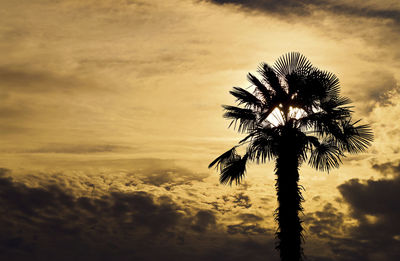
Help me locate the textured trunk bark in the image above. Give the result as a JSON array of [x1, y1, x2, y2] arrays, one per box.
[[274, 149, 304, 261]]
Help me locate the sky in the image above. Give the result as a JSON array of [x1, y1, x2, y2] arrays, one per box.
[[0, 0, 400, 260]]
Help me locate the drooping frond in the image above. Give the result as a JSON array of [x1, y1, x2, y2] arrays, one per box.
[[223, 105, 257, 132], [208, 147, 238, 170], [274, 52, 313, 77], [336, 120, 374, 153], [308, 139, 343, 172], [230, 87, 263, 109], [219, 153, 249, 185]]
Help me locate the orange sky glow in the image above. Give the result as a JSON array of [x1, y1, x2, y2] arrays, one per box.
[[1, 0, 400, 260]]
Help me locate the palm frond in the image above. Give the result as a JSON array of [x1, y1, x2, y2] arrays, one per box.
[[285, 72, 307, 97], [297, 111, 336, 135], [319, 96, 353, 121], [273, 52, 313, 77], [305, 135, 320, 148], [247, 128, 279, 163], [257, 96, 283, 126], [247, 73, 273, 102], [337, 120, 374, 153], [297, 134, 319, 162], [258, 63, 286, 97], [208, 147, 238, 170], [308, 139, 343, 172], [319, 71, 341, 98], [219, 153, 249, 185], [230, 87, 263, 109], [321, 96, 353, 110], [223, 105, 257, 132], [298, 70, 331, 103]]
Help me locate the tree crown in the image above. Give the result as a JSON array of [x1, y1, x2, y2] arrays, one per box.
[[209, 52, 373, 185]]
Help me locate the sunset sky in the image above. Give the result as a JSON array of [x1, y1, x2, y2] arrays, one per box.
[[1, 0, 400, 260]]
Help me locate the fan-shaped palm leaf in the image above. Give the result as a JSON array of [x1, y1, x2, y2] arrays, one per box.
[[258, 63, 287, 98], [308, 139, 343, 172], [274, 52, 313, 77], [230, 87, 263, 109], [223, 105, 257, 132], [247, 73, 273, 102], [337, 120, 374, 153]]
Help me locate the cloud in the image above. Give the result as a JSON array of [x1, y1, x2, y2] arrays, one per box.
[[0, 169, 278, 261], [348, 70, 400, 113], [303, 160, 400, 261], [232, 192, 253, 208], [335, 173, 400, 261], [226, 212, 268, 235], [203, 192, 256, 216], [190, 210, 217, 232], [26, 143, 134, 154], [3, 158, 211, 197], [124, 159, 210, 187], [202, 0, 313, 17], [227, 223, 269, 235], [0, 66, 85, 93], [304, 203, 346, 239], [237, 213, 264, 223], [203, 0, 400, 26], [372, 160, 400, 177], [338, 176, 400, 222]]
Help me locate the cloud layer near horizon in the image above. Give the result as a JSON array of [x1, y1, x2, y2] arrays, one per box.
[[1, 159, 400, 261]]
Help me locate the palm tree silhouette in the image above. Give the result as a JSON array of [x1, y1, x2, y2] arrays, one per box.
[[209, 52, 373, 261]]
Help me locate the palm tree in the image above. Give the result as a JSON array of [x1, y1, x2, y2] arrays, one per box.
[[209, 52, 373, 261]]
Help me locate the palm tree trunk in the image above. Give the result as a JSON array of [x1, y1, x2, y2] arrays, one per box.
[[274, 151, 304, 261]]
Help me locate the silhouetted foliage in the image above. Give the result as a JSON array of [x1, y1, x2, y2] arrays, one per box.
[[209, 52, 373, 261]]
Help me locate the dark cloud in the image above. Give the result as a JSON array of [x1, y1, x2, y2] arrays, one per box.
[[304, 203, 345, 239], [138, 167, 206, 186], [348, 71, 400, 112], [227, 213, 268, 235], [227, 223, 269, 235], [203, 0, 400, 26], [338, 177, 400, 222], [304, 161, 400, 261], [0, 169, 277, 261], [202, 0, 313, 17], [0, 66, 82, 93], [204, 193, 254, 215], [0, 102, 35, 120], [232, 192, 253, 208], [128, 162, 209, 187], [191, 210, 217, 232], [334, 173, 400, 261], [372, 160, 400, 177], [237, 213, 264, 223]]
